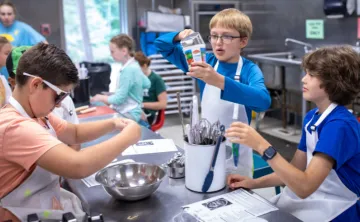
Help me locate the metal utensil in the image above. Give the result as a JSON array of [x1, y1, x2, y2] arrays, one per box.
[[95, 163, 165, 201], [176, 92, 186, 141], [191, 95, 199, 128]]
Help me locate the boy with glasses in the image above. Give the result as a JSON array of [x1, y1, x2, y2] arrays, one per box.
[[0, 43, 141, 221], [154, 8, 271, 177]]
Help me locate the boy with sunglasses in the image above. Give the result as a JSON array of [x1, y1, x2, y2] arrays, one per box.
[[155, 9, 270, 177], [6, 46, 79, 125], [0, 43, 142, 221]]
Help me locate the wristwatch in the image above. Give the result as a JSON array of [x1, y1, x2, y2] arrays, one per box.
[[262, 146, 277, 161]]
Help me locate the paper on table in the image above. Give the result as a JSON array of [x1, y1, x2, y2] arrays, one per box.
[[81, 159, 135, 188], [122, 139, 178, 156], [182, 189, 277, 222]]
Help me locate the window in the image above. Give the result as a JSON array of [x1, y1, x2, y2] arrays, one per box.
[[63, 0, 128, 91]]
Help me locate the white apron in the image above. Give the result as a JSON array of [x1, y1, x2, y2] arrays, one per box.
[[271, 103, 358, 222], [0, 97, 86, 221], [113, 58, 139, 114], [201, 57, 253, 178]]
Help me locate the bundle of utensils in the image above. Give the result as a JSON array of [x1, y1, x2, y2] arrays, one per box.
[[166, 152, 185, 167], [162, 152, 185, 179], [176, 92, 224, 145]]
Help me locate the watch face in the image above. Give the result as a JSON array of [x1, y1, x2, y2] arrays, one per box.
[[265, 147, 276, 158]]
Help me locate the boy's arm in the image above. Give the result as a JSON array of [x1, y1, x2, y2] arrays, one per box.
[[252, 150, 307, 189], [264, 149, 333, 199], [58, 118, 126, 145], [154, 32, 189, 73], [227, 119, 337, 199], [37, 120, 141, 179], [221, 64, 271, 112]]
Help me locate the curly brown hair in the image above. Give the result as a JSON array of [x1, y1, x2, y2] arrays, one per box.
[[110, 34, 135, 57], [302, 45, 360, 106]]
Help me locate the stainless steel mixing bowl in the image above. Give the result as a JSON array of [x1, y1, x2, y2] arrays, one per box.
[[95, 162, 165, 201]]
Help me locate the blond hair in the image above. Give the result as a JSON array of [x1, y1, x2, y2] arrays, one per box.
[[0, 36, 9, 50], [209, 8, 252, 39], [110, 34, 135, 57]]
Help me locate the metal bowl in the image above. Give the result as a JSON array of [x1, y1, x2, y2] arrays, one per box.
[[95, 163, 165, 201], [164, 162, 185, 179]]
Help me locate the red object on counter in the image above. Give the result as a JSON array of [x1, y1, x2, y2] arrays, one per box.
[[78, 106, 116, 119]]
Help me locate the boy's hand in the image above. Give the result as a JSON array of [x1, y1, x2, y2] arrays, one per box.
[[122, 120, 142, 144], [175, 29, 194, 41], [225, 122, 271, 155], [187, 61, 225, 89], [227, 174, 258, 189], [113, 118, 135, 131]]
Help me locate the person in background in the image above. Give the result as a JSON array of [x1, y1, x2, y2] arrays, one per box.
[[91, 34, 151, 124], [0, 35, 11, 106], [134, 51, 167, 124], [226, 46, 360, 221], [0, 0, 47, 79], [0, 43, 141, 221]]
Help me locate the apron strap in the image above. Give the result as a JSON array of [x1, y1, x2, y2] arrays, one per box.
[[310, 103, 338, 131]]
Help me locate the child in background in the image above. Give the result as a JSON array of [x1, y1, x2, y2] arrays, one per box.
[[226, 46, 360, 221], [134, 51, 167, 124], [154, 9, 271, 177], [0, 35, 11, 106], [91, 34, 151, 124]]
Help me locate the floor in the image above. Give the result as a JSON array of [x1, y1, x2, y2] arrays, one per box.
[[157, 114, 295, 200]]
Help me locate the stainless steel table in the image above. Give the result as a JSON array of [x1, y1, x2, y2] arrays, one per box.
[[66, 114, 301, 222]]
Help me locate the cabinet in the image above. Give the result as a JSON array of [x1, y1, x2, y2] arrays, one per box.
[[149, 54, 196, 115]]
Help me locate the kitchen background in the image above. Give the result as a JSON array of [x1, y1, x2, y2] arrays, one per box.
[[10, 0, 360, 153]]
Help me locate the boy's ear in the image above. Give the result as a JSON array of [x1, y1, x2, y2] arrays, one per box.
[[240, 37, 249, 49], [7, 77, 15, 90], [28, 77, 43, 93]]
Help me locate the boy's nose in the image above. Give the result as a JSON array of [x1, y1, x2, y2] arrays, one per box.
[[215, 38, 223, 45]]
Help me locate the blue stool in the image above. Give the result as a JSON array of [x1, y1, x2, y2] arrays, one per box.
[[253, 153, 281, 195]]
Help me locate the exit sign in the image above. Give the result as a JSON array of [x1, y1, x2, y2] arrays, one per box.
[[306, 19, 324, 39]]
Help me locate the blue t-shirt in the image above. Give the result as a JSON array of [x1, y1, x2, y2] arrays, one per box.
[[298, 106, 360, 221], [0, 20, 45, 79], [154, 32, 271, 122]]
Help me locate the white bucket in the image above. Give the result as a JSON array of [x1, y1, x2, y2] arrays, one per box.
[[184, 139, 228, 193]]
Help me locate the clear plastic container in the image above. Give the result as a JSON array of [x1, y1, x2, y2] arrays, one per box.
[[180, 32, 206, 66]]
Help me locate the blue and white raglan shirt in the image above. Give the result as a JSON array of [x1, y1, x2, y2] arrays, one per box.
[[298, 106, 360, 221], [154, 32, 271, 123]]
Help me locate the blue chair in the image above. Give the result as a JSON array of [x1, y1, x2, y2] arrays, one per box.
[[253, 153, 281, 195]]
